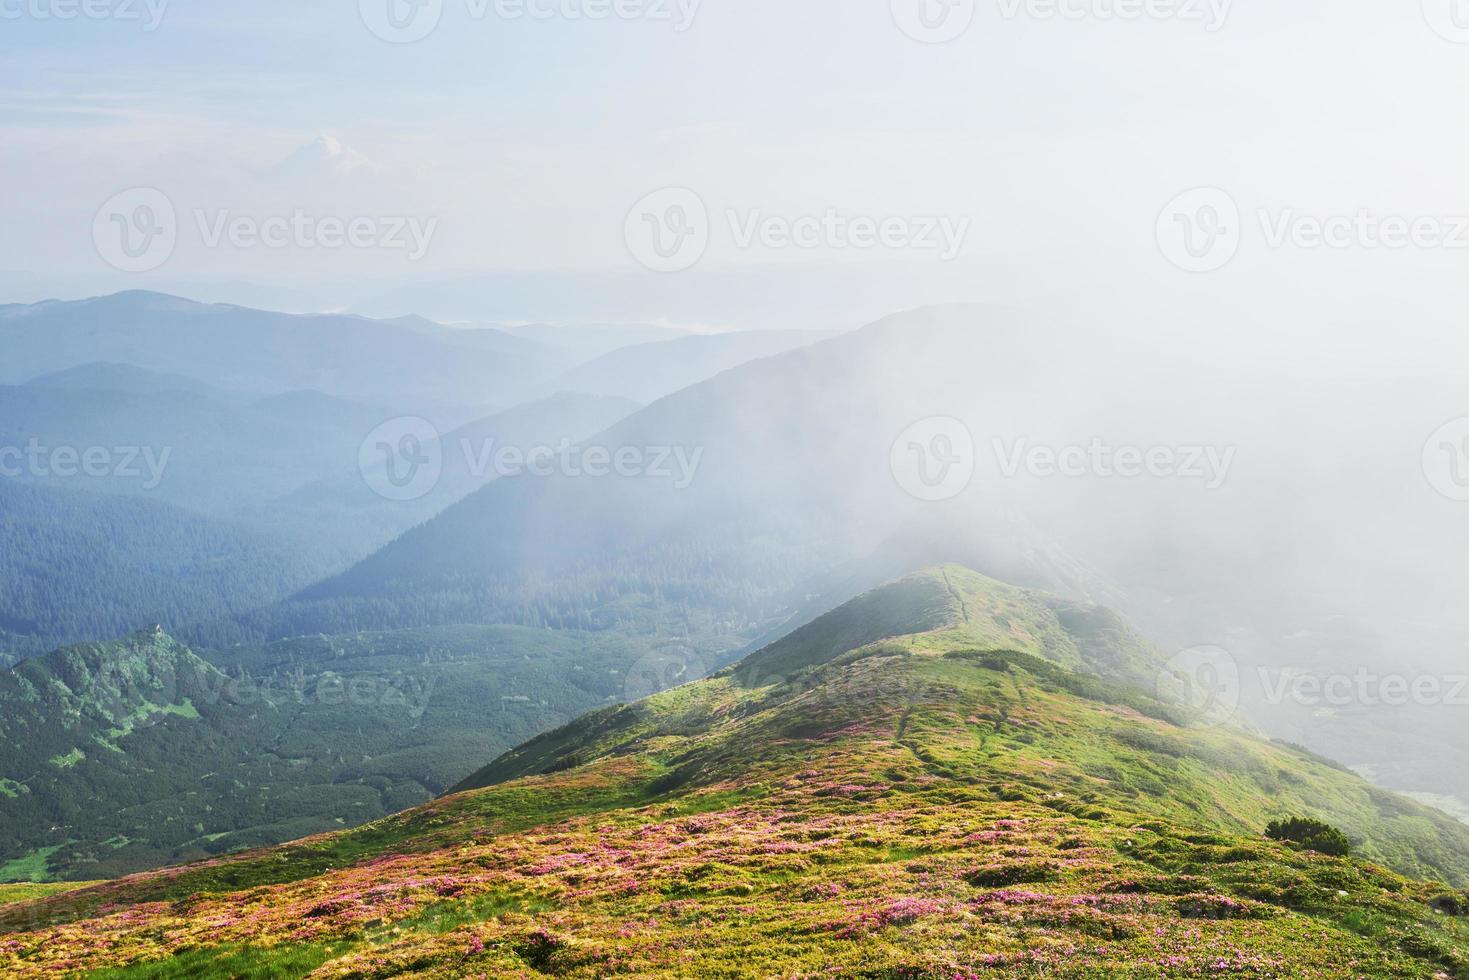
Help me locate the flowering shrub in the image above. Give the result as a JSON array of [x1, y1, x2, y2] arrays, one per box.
[[961, 861, 1060, 888], [1175, 894, 1266, 921]]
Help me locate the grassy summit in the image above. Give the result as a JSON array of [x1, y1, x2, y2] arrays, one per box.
[[2, 567, 1468, 977]]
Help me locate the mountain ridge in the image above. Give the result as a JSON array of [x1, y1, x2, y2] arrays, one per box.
[[4, 563, 1468, 977], [0, 291, 574, 412]]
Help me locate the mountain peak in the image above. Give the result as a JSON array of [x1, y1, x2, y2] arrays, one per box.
[[8, 627, 195, 683], [735, 565, 1162, 690], [269, 135, 385, 182]]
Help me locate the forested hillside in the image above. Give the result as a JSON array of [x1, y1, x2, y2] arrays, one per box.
[[0, 484, 327, 664], [0, 624, 737, 881]]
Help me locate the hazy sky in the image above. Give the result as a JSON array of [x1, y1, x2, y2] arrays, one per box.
[[5, 1, 1469, 326]]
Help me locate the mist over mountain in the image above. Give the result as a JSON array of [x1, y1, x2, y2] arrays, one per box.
[[256, 304, 1469, 813], [233, 391, 642, 580], [499, 322, 695, 362], [268, 305, 1295, 630], [530, 329, 838, 403]]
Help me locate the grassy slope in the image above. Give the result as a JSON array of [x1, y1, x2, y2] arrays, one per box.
[[2, 567, 1468, 977]]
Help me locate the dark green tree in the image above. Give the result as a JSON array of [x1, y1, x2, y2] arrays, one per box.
[[1266, 817, 1353, 857]]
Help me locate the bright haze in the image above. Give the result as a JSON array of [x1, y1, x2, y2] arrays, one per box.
[[3, 1, 1466, 331]]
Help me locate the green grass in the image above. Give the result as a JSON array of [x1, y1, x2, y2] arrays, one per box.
[[4, 566, 1469, 977], [47, 749, 84, 769], [83, 943, 337, 980], [0, 880, 95, 906], [0, 845, 65, 884]]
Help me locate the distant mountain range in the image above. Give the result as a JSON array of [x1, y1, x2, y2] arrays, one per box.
[[0, 290, 569, 417], [0, 291, 832, 658], [0, 377, 393, 512], [23, 362, 253, 402]]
